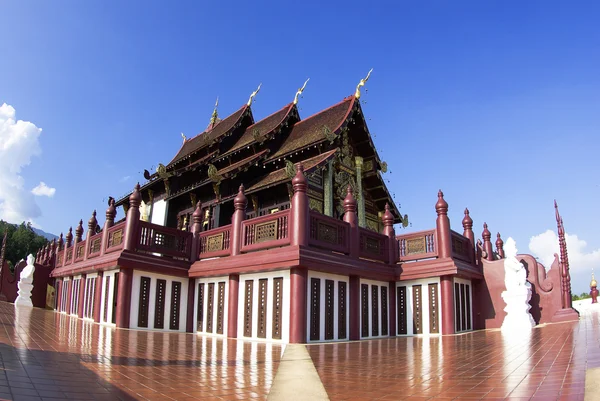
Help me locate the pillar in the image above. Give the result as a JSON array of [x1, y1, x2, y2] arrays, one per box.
[[495, 233, 505, 259], [343, 186, 359, 258], [482, 223, 494, 261], [324, 159, 334, 217], [382, 203, 397, 264], [190, 201, 203, 262], [55, 280, 62, 311], [227, 274, 240, 338], [101, 199, 116, 256], [83, 211, 97, 261], [355, 156, 366, 228], [77, 274, 86, 318], [66, 280, 73, 315], [289, 267, 307, 343], [435, 190, 452, 259], [115, 268, 133, 328], [462, 208, 475, 263], [93, 272, 103, 322], [231, 186, 247, 256], [349, 275, 361, 340], [186, 278, 195, 333], [440, 275, 455, 335], [124, 183, 142, 252], [389, 281, 397, 337], [290, 164, 309, 247]]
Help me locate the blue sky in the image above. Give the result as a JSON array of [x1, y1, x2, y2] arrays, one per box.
[[1, 1, 598, 293]]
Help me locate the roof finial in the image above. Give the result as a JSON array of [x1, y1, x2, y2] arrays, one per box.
[[293, 78, 310, 105], [181, 132, 187, 143], [247, 83, 262, 106], [355, 68, 373, 99], [209, 97, 219, 128]]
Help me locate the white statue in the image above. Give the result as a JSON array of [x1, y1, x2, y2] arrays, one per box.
[[501, 238, 535, 332], [15, 254, 35, 307]]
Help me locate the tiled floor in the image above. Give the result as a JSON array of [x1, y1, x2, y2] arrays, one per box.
[[0, 303, 283, 400], [307, 305, 599, 401]]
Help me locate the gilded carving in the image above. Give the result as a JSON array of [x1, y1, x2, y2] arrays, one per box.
[[340, 130, 355, 168], [76, 245, 84, 259], [212, 182, 220, 199], [322, 125, 337, 144], [380, 161, 388, 173], [363, 160, 374, 172], [90, 238, 102, 254], [307, 188, 323, 199], [309, 198, 324, 213], [285, 160, 295, 178], [252, 128, 261, 141], [255, 220, 278, 243], [163, 179, 171, 196], [208, 164, 221, 183], [190, 193, 197, 208], [251, 195, 259, 213], [207, 233, 224, 252], [366, 219, 379, 232], [286, 183, 293, 200], [406, 237, 426, 255], [108, 229, 123, 248]]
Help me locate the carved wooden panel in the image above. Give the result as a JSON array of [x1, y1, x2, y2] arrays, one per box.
[[317, 221, 338, 244], [460, 283, 466, 331], [406, 237, 426, 255], [257, 279, 268, 338], [207, 233, 224, 252], [371, 285, 379, 337], [452, 237, 464, 255], [90, 238, 101, 254], [197, 283, 204, 331], [454, 283, 461, 332], [428, 283, 439, 334], [154, 279, 166, 329], [217, 282, 225, 334], [256, 220, 278, 243], [413, 284, 422, 334], [76, 245, 84, 259], [272, 278, 283, 340], [365, 237, 381, 254], [325, 280, 334, 340], [170, 281, 181, 330], [243, 280, 253, 337], [338, 281, 347, 339], [108, 229, 123, 247], [310, 278, 321, 341], [381, 286, 388, 336], [361, 284, 369, 337], [206, 283, 215, 333], [465, 284, 472, 330], [397, 286, 407, 335], [138, 276, 151, 328], [111, 273, 119, 324], [103, 277, 110, 323]]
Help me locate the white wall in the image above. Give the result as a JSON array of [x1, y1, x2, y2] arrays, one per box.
[[396, 277, 442, 336], [194, 276, 229, 336], [99, 269, 120, 326], [151, 199, 167, 226], [306, 271, 349, 343], [237, 270, 291, 343], [82, 273, 98, 321], [130, 270, 188, 332], [59, 278, 70, 313], [70, 275, 83, 316], [360, 278, 391, 339]]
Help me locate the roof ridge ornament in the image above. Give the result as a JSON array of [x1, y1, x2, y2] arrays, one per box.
[[293, 78, 310, 105], [355, 68, 373, 99], [209, 97, 219, 128], [181, 132, 187, 143], [247, 83, 262, 106]]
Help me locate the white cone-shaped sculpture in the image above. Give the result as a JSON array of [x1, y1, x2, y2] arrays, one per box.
[[15, 254, 35, 307], [501, 238, 535, 332]]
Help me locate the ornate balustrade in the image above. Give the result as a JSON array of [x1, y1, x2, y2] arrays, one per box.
[[241, 210, 290, 253], [87, 233, 103, 259], [308, 211, 350, 255], [105, 221, 126, 253], [450, 230, 473, 263], [359, 227, 388, 263], [138, 220, 192, 260], [397, 229, 437, 262], [198, 224, 232, 258], [74, 240, 86, 262]]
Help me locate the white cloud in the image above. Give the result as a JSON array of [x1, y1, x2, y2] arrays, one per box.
[[0, 103, 45, 224], [529, 229, 600, 293], [31, 182, 56, 197]]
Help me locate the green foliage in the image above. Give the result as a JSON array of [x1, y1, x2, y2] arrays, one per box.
[[0, 220, 49, 268], [572, 292, 591, 301]]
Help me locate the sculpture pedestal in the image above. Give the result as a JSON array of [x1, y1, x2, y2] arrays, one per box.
[[501, 285, 535, 333], [15, 278, 34, 308]]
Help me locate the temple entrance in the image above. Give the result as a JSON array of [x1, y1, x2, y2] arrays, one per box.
[[396, 278, 441, 336], [454, 278, 472, 332]]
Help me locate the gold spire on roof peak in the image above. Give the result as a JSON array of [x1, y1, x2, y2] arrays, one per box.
[[247, 83, 262, 106], [293, 78, 310, 105], [209, 97, 219, 127], [355, 68, 373, 99], [181, 132, 187, 143]]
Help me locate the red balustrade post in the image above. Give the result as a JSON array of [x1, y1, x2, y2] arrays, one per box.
[[343, 186, 359, 259], [440, 275, 455, 334], [482, 223, 494, 261], [93, 272, 103, 322], [124, 183, 142, 252], [290, 164, 309, 247], [56, 233, 64, 265], [63, 227, 73, 266], [289, 267, 307, 343], [115, 268, 133, 328], [190, 201, 203, 262], [186, 277, 195, 333], [382, 203, 396, 264], [462, 208, 475, 263], [100, 199, 116, 256], [227, 274, 240, 338], [349, 275, 361, 340], [435, 190, 452, 259], [496, 233, 505, 259], [49, 239, 57, 268], [231, 186, 247, 256], [83, 211, 97, 261], [73, 220, 83, 260], [77, 274, 86, 318]]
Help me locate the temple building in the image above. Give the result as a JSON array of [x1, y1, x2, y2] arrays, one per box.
[[46, 73, 578, 343]]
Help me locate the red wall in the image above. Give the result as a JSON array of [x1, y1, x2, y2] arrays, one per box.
[[0, 261, 54, 308]]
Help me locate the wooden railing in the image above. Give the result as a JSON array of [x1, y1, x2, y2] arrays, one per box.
[[451, 230, 473, 263], [241, 210, 290, 253], [105, 221, 126, 253], [397, 229, 437, 262], [359, 227, 388, 263], [87, 233, 103, 259], [74, 240, 86, 262], [308, 211, 350, 255], [138, 221, 193, 260], [198, 224, 232, 258]]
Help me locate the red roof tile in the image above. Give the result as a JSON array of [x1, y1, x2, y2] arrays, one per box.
[[217, 149, 269, 177]]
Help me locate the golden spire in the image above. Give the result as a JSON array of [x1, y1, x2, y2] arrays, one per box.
[[354, 68, 373, 99], [181, 132, 187, 143], [592, 269, 597, 288], [247, 83, 262, 106], [293, 78, 310, 105], [209, 97, 219, 127]]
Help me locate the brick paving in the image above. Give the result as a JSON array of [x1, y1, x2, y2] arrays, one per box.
[[0, 303, 282, 400], [307, 305, 600, 401]]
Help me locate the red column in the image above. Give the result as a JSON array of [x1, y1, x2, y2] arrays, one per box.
[[231, 186, 247, 256], [382, 203, 397, 264], [462, 208, 475, 263], [440, 275, 455, 335], [77, 274, 86, 318], [190, 202, 203, 262], [349, 275, 360, 340], [186, 278, 195, 333], [227, 274, 239, 338], [388, 281, 396, 337], [435, 190, 452, 259], [290, 164, 309, 247], [93, 273, 103, 322], [124, 184, 141, 252], [289, 267, 307, 343], [115, 268, 133, 328], [343, 187, 359, 258], [482, 223, 494, 261]]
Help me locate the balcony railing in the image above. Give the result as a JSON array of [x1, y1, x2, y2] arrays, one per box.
[[105, 221, 126, 253], [308, 211, 350, 254], [359, 227, 388, 263], [198, 224, 232, 258], [138, 221, 192, 260], [87, 233, 103, 259], [397, 229, 437, 262], [451, 230, 473, 263], [241, 210, 290, 253]]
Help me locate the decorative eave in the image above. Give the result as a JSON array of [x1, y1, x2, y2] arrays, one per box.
[[353, 101, 384, 169]]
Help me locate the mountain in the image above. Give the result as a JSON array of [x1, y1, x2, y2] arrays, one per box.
[[31, 227, 58, 241]]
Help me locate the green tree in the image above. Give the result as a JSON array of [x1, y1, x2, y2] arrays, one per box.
[[0, 220, 49, 269]]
